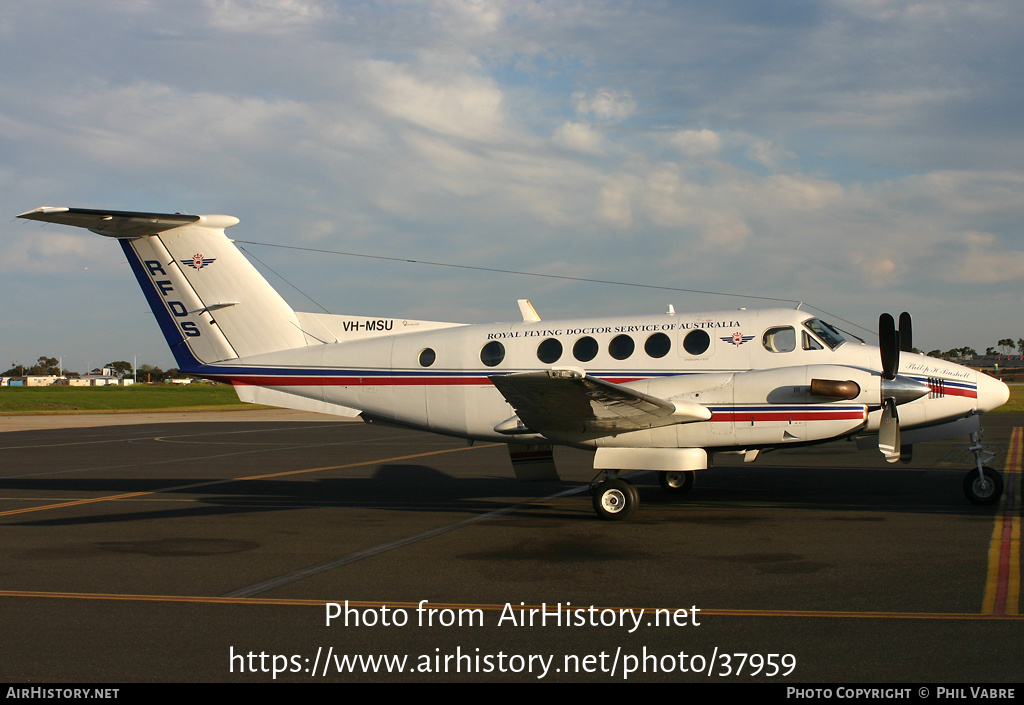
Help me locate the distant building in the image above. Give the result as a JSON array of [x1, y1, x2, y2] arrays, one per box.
[[3, 375, 62, 387], [77, 374, 133, 386]]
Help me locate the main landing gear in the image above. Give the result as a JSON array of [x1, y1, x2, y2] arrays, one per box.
[[658, 470, 695, 494], [964, 430, 1003, 506], [591, 474, 639, 521], [590, 470, 697, 520]]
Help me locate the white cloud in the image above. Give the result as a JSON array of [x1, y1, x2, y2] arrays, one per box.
[[428, 0, 508, 35], [573, 88, 636, 122], [6, 81, 316, 176], [363, 61, 507, 142], [0, 230, 94, 274], [669, 129, 721, 159], [901, 170, 1024, 216], [852, 254, 900, 288], [948, 232, 1024, 284], [746, 139, 796, 169], [757, 174, 845, 211], [203, 0, 332, 32], [599, 177, 637, 228], [553, 121, 604, 154]]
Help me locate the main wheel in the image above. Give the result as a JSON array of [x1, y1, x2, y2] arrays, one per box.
[[658, 470, 695, 494], [964, 466, 1003, 506], [592, 479, 638, 521]]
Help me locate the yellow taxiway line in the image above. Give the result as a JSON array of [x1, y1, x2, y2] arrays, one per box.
[[0, 591, 1021, 620], [982, 426, 1021, 615]]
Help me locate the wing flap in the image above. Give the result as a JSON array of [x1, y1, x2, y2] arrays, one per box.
[[489, 369, 710, 437]]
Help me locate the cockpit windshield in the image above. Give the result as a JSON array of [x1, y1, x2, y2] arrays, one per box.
[[803, 318, 845, 350]]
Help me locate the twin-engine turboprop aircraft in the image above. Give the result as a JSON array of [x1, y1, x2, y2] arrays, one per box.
[[18, 207, 1011, 520]]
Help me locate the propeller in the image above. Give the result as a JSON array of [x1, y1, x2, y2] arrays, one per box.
[[898, 311, 913, 353], [879, 397, 901, 463], [879, 313, 899, 380], [877, 312, 928, 463]]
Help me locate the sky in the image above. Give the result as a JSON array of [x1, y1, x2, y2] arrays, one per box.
[[2, 0, 1022, 372]]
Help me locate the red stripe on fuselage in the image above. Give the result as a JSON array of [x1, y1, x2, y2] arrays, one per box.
[[228, 375, 489, 386], [710, 410, 867, 422], [224, 374, 650, 387], [942, 386, 977, 399]]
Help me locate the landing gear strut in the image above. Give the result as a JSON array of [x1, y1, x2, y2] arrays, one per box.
[[591, 472, 638, 521], [964, 430, 1003, 506]]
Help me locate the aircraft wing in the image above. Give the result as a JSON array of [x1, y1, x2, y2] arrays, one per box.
[[18, 207, 201, 238], [489, 369, 711, 437]]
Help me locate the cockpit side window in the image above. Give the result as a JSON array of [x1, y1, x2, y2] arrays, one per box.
[[803, 318, 845, 350], [763, 326, 796, 353], [802, 331, 824, 350]]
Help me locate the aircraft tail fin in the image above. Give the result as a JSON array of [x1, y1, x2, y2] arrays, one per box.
[[19, 207, 309, 369]]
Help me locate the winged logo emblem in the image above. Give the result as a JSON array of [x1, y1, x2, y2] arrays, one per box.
[[182, 253, 216, 270]]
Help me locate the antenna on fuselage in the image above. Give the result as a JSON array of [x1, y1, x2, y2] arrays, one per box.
[[518, 299, 541, 322]]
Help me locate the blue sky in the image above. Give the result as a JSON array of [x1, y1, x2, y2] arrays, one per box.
[[2, 1, 1022, 371]]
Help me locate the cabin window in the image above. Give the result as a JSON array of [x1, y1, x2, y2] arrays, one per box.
[[682, 329, 711, 356], [418, 348, 436, 367], [537, 338, 562, 364], [480, 341, 505, 367], [645, 332, 671, 358], [763, 326, 796, 353], [608, 334, 635, 360], [573, 336, 599, 362]]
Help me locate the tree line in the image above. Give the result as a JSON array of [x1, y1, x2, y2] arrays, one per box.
[[2, 356, 186, 383], [933, 338, 1024, 361]]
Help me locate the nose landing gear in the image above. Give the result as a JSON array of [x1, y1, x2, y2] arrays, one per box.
[[964, 430, 1003, 506]]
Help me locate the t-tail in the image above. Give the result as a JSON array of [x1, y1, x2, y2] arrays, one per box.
[[18, 207, 310, 372]]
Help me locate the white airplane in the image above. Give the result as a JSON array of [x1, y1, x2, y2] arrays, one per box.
[[18, 206, 1011, 520]]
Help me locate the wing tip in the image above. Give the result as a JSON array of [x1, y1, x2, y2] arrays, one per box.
[[17, 206, 70, 219]]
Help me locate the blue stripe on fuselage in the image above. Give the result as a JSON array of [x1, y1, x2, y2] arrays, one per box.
[[119, 238, 202, 372]]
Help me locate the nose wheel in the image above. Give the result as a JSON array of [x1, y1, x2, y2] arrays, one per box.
[[964, 431, 1003, 506], [964, 466, 1003, 506], [591, 476, 639, 521]]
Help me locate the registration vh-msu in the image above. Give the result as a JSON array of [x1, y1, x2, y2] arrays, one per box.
[[18, 207, 1011, 520]]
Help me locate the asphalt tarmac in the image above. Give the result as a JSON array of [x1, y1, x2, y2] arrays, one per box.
[[0, 410, 1020, 683]]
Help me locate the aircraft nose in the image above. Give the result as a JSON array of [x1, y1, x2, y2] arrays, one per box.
[[976, 372, 1010, 413]]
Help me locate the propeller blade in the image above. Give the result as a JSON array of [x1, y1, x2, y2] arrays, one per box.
[[899, 312, 913, 353], [879, 397, 901, 463], [879, 313, 899, 380]]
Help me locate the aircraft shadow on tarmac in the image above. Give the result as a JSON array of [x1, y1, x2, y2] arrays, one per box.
[[0, 462, 1001, 528]]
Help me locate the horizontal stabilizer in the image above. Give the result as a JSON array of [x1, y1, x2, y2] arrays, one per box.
[[18, 207, 208, 238]]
